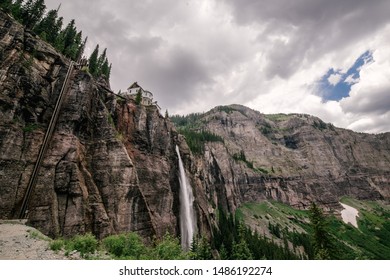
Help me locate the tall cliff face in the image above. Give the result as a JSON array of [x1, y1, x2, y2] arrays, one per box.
[[0, 11, 212, 239], [183, 105, 390, 212], [1, 10, 388, 242]]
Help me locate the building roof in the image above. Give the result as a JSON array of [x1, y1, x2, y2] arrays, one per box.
[[127, 82, 153, 98], [144, 90, 153, 96], [127, 82, 141, 90]]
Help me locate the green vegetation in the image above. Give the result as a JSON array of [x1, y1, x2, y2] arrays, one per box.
[[311, 119, 336, 131], [170, 113, 204, 128], [232, 150, 256, 170], [54, 19, 83, 61], [213, 209, 300, 259], [312, 119, 328, 130], [232, 150, 270, 174], [47, 220, 299, 260], [49, 239, 65, 252], [259, 123, 273, 135], [236, 199, 390, 260], [0, 0, 13, 13], [231, 225, 254, 260], [177, 128, 223, 155], [135, 89, 142, 105], [102, 232, 148, 259], [27, 229, 50, 241], [49, 233, 98, 258], [107, 113, 114, 125], [330, 198, 390, 259], [22, 123, 40, 132], [69, 233, 99, 257], [49, 232, 190, 260], [283, 135, 299, 149], [216, 105, 248, 117], [102, 232, 190, 260], [151, 233, 189, 260], [308, 203, 336, 259], [43, 199, 389, 260], [88, 44, 111, 80], [217, 105, 235, 114], [264, 113, 290, 122], [116, 132, 124, 141], [190, 235, 213, 260], [1, 1, 111, 81], [171, 112, 225, 155]]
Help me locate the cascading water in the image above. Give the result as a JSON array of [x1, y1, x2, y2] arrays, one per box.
[[175, 145, 196, 250]]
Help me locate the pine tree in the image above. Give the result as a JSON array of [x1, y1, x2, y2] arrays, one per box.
[[52, 15, 63, 48], [190, 235, 213, 260], [96, 48, 107, 76], [0, 0, 13, 13], [20, 0, 33, 25], [218, 244, 228, 260], [19, 0, 32, 20], [60, 19, 78, 58], [87, 45, 112, 80], [33, 9, 61, 44], [10, 0, 24, 20], [76, 36, 88, 63], [21, 0, 46, 29], [101, 58, 110, 79], [54, 31, 65, 53], [231, 224, 253, 260], [70, 30, 82, 60], [108, 63, 112, 79], [88, 44, 99, 76], [308, 202, 335, 260], [54, 17, 79, 58], [135, 89, 142, 105]]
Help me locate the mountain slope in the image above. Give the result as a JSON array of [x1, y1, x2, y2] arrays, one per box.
[[236, 198, 390, 259], [1, 9, 389, 260], [172, 104, 390, 212]]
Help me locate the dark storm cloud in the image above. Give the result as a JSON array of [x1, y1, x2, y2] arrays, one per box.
[[44, 0, 390, 132], [137, 47, 213, 110], [125, 36, 163, 54]]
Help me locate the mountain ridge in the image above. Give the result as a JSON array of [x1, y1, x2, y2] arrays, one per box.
[[0, 9, 389, 259], [172, 103, 389, 213]]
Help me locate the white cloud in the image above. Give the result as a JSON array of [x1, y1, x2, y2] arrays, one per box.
[[44, 0, 390, 133], [344, 74, 359, 85], [340, 27, 390, 132], [328, 73, 343, 86]]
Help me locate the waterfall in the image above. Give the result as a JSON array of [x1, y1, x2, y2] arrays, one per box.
[[175, 145, 196, 250]]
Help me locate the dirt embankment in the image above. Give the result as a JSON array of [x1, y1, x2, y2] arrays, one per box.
[[0, 220, 78, 260]]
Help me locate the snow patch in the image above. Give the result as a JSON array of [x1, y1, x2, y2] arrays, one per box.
[[340, 203, 359, 228]]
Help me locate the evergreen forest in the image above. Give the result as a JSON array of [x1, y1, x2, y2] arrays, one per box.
[[0, 0, 112, 80]]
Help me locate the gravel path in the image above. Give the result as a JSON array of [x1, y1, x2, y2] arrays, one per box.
[[0, 220, 79, 260]]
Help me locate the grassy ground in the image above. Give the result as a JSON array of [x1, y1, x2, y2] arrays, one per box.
[[237, 198, 390, 259]]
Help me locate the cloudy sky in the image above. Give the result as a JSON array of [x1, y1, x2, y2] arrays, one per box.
[[45, 0, 390, 133]]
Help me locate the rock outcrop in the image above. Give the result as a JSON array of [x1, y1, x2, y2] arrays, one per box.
[[0, 11, 212, 239], [188, 105, 390, 212], [0, 10, 388, 242]]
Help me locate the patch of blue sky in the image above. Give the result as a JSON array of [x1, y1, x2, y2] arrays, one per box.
[[317, 50, 373, 102]]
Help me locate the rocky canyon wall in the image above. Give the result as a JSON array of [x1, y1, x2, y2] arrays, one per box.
[[0, 11, 212, 239], [1, 10, 388, 242], [190, 105, 389, 212]]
